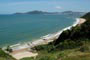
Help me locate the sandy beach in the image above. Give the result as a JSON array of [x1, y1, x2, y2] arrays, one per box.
[[4, 18, 86, 60], [11, 50, 38, 60], [78, 18, 86, 25]]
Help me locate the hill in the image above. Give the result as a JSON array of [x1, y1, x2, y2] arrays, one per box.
[[14, 10, 55, 14], [14, 10, 84, 15]]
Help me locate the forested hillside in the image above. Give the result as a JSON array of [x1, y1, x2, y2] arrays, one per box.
[[54, 12, 90, 46]]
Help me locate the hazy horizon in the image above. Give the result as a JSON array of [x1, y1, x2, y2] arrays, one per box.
[[0, 0, 90, 14]]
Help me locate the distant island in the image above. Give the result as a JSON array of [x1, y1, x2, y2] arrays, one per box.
[[14, 10, 56, 14], [14, 10, 85, 15]]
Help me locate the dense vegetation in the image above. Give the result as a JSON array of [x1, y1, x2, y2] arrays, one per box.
[[54, 12, 90, 45], [0, 48, 16, 60]]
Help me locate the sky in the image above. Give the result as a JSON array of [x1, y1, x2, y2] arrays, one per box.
[[0, 0, 90, 14]]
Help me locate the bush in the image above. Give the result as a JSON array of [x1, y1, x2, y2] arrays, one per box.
[[79, 45, 90, 52], [6, 46, 13, 53], [37, 56, 55, 60], [20, 57, 34, 60]]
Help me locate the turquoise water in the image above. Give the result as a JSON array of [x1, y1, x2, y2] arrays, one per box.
[[0, 14, 77, 47]]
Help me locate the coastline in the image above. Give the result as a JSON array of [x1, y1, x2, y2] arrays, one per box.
[[3, 18, 80, 50], [3, 18, 86, 60]]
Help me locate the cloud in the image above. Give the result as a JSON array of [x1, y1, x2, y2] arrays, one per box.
[[55, 6, 62, 9]]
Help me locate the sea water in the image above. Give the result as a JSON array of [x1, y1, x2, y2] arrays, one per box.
[[0, 14, 80, 47]]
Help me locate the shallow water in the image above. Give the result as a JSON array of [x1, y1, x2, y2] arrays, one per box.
[[0, 14, 79, 47]]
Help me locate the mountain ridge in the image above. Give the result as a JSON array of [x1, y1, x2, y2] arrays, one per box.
[[14, 10, 85, 15]]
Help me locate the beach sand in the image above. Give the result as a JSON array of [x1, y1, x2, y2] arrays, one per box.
[[6, 18, 86, 60], [78, 18, 86, 25], [11, 51, 38, 60]]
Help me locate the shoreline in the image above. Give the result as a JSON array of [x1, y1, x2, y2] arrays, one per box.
[[3, 18, 80, 50], [3, 18, 86, 60]]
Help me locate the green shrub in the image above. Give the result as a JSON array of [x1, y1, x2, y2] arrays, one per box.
[[20, 57, 34, 60], [79, 45, 90, 52], [0, 48, 15, 60]]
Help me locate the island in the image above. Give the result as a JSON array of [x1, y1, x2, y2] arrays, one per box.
[[14, 10, 85, 15]]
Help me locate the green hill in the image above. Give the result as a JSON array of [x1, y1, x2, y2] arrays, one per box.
[[54, 12, 90, 46]]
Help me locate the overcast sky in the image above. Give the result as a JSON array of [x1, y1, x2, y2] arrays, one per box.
[[0, 0, 90, 14]]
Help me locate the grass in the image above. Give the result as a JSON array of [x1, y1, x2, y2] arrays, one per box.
[[60, 49, 90, 60], [21, 57, 34, 60], [62, 54, 90, 60], [20, 48, 90, 60], [20, 41, 90, 60]]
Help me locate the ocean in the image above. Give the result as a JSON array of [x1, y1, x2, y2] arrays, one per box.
[[0, 14, 80, 47]]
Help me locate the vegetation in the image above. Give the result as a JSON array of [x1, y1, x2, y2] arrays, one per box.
[[0, 48, 16, 60]]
